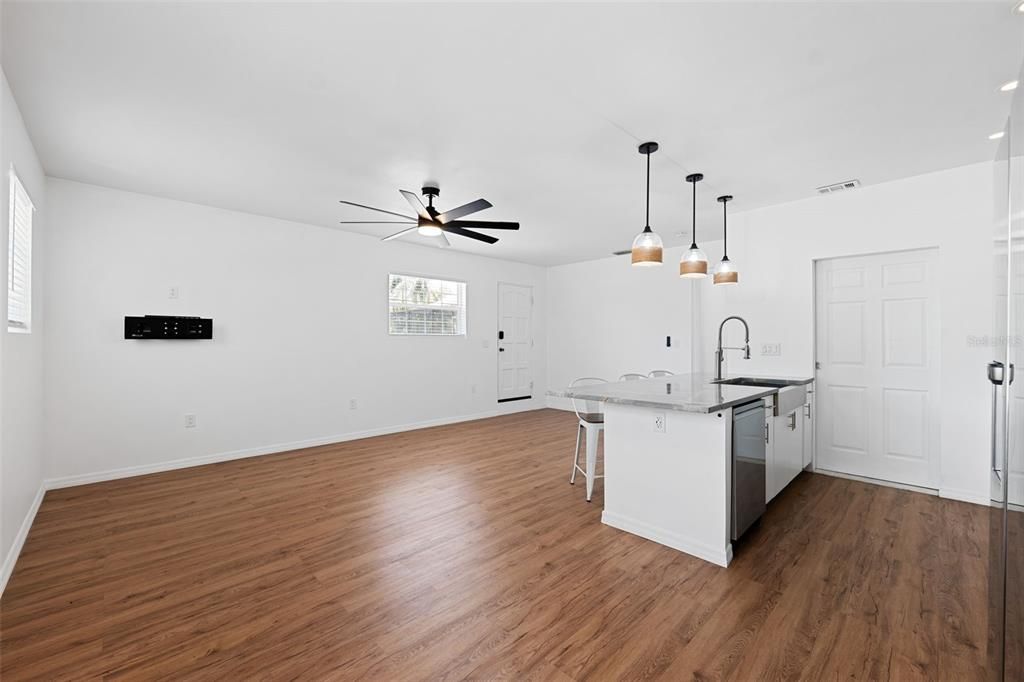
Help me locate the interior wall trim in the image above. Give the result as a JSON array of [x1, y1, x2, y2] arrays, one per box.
[[43, 402, 542, 490], [938, 486, 995, 508], [1, 482, 46, 597]]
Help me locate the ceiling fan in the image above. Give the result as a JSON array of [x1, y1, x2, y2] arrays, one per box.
[[339, 184, 519, 246]]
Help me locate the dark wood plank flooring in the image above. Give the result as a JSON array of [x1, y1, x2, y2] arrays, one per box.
[[0, 409, 989, 680]]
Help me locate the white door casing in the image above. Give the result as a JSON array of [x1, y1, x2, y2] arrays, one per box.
[[497, 282, 532, 402], [815, 249, 940, 488]]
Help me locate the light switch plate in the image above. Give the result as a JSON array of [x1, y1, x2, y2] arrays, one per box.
[[761, 343, 782, 357]]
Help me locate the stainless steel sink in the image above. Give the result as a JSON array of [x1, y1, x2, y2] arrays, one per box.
[[712, 377, 793, 388]]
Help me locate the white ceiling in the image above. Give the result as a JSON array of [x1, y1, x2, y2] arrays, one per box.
[[3, 1, 1021, 266]]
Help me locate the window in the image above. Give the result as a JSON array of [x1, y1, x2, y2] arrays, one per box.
[[8, 169, 33, 333], [388, 273, 467, 336]]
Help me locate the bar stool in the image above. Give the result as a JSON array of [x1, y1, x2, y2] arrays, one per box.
[[568, 377, 607, 502], [619, 373, 646, 381], [648, 369, 674, 378]]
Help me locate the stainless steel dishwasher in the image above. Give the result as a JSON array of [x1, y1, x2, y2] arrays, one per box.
[[732, 400, 767, 540]]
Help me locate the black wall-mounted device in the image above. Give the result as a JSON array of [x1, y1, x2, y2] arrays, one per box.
[[125, 315, 213, 340]]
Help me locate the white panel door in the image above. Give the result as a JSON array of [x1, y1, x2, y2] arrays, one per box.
[[497, 283, 533, 402], [815, 249, 940, 488]]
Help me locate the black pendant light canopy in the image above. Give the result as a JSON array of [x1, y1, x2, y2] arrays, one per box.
[[631, 142, 663, 267], [713, 195, 738, 285], [680, 173, 708, 278]]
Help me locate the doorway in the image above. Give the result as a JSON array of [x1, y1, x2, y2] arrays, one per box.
[[814, 248, 940, 489], [497, 282, 533, 402]]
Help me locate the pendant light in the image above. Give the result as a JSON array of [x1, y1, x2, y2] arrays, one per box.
[[713, 195, 738, 285], [680, 173, 708, 278], [631, 142, 663, 267]]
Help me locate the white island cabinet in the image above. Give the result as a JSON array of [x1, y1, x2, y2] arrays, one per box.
[[550, 373, 814, 567], [767, 385, 808, 501]]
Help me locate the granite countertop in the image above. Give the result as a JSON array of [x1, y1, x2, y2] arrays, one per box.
[[547, 373, 814, 414]]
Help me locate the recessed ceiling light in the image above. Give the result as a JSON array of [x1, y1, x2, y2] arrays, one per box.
[[991, 131, 1006, 140], [1015, 0, 1024, 14], [1002, 80, 1020, 92]]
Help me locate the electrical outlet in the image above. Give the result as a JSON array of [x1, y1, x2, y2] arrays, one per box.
[[653, 413, 666, 433], [482, 339, 490, 349], [169, 286, 180, 299], [761, 343, 782, 357], [184, 414, 197, 428], [349, 399, 358, 410]]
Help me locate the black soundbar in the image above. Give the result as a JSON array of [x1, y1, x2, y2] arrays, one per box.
[[124, 315, 213, 340]]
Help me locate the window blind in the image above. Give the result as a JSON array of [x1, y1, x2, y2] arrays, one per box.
[[8, 170, 33, 332], [388, 273, 467, 336]]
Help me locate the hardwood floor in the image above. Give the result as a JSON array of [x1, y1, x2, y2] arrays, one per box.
[[0, 409, 989, 680]]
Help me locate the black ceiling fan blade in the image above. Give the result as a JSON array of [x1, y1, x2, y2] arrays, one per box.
[[399, 190, 432, 221], [339, 220, 416, 224], [445, 220, 519, 230], [338, 200, 415, 221], [441, 225, 499, 244], [381, 227, 418, 242], [436, 198, 492, 224]]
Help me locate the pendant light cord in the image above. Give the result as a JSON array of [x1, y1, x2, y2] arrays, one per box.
[[690, 179, 697, 249], [644, 151, 651, 231], [722, 200, 728, 259]]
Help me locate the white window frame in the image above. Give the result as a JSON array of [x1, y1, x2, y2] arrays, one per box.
[[8, 167, 34, 334], [387, 272, 468, 337]]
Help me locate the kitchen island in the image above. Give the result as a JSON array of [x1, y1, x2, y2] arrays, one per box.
[[549, 373, 813, 567]]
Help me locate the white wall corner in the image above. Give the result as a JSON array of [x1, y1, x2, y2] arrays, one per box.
[[0, 482, 45, 597]]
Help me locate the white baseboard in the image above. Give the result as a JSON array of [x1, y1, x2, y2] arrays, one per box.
[[601, 510, 732, 567], [45, 402, 543, 490], [939, 486, 994, 507], [812, 467, 939, 496], [1, 482, 45, 596], [813, 468, 991, 509]]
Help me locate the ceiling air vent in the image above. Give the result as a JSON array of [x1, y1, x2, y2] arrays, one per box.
[[816, 179, 861, 195]]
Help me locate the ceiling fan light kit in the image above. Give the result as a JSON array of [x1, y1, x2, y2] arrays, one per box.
[[339, 183, 519, 247], [631, 141, 664, 267]]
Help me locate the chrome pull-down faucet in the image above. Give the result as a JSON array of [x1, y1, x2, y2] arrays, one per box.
[[715, 316, 751, 381]]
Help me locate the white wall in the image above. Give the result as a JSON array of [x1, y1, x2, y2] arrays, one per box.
[[1, 71, 47, 591], [545, 252, 698, 408], [548, 161, 994, 505], [43, 179, 547, 483], [699, 162, 993, 504]]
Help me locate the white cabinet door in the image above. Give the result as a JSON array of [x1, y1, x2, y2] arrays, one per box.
[[815, 250, 940, 488], [802, 392, 814, 468], [773, 408, 804, 497]]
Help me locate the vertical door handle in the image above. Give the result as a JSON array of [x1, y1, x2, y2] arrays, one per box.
[[765, 423, 770, 444], [990, 361, 1005, 481], [788, 412, 797, 430]]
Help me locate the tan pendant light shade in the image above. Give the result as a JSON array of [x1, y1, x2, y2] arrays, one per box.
[[680, 173, 708, 278], [713, 194, 738, 285], [632, 230, 664, 266], [713, 261, 738, 284], [681, 247, 709, 277], [631, 142, 663, 267]]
